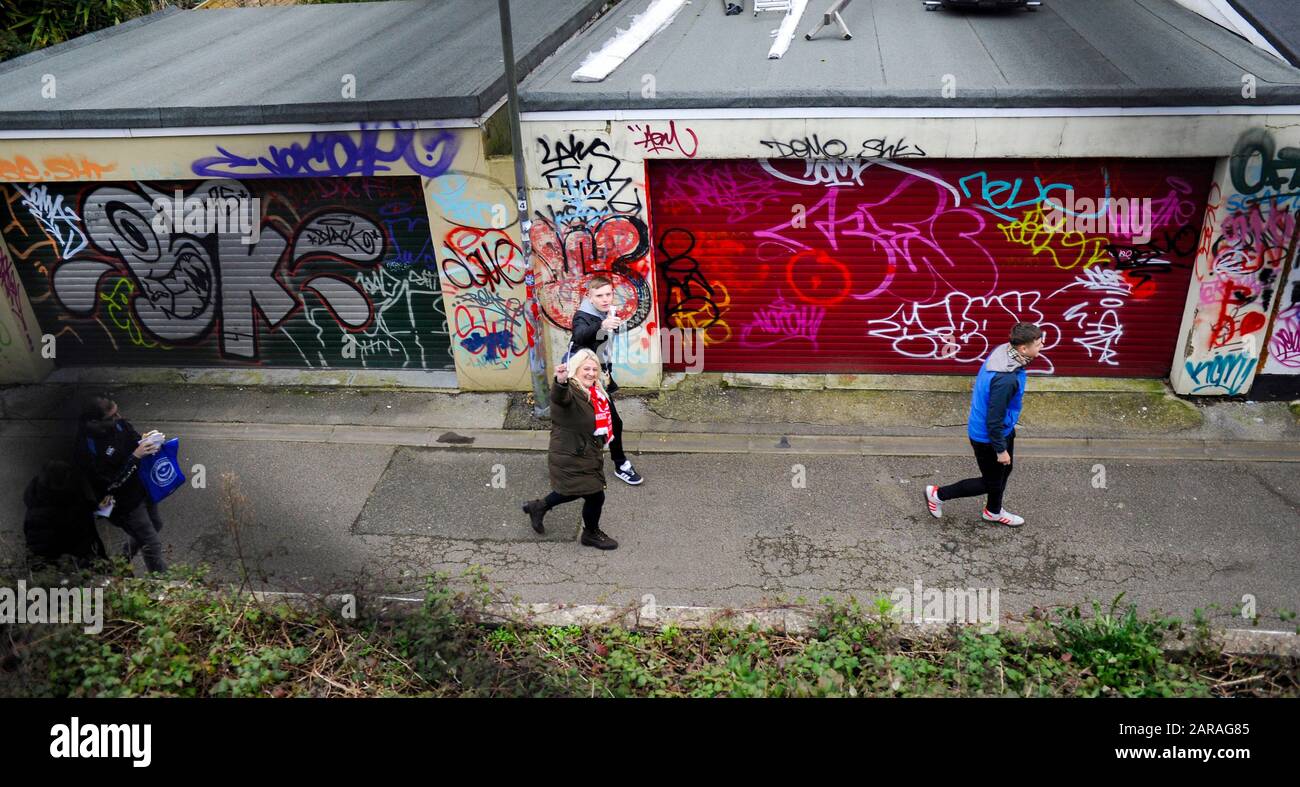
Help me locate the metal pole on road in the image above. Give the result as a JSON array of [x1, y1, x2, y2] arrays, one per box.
[[498, 0, 550, 418]]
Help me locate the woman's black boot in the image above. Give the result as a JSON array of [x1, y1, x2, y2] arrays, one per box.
[[522, 500, 547, 534]]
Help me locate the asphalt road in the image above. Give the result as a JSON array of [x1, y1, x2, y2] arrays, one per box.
[[3, 430, 1296, 629]]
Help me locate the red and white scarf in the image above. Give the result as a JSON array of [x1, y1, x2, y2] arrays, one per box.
[[589, 384, 613, 446]]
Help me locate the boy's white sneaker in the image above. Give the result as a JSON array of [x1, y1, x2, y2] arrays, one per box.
[[982, 508, 1025, 528], [924, 485, 943, 519]]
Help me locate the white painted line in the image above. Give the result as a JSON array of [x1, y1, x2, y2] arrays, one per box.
[[521, 105, 1300, 121], [571, 0, 688, 82], [0, 117, 483, 141]]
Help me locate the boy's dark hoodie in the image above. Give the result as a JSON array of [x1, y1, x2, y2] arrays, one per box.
[[569, 297, 619, 393]]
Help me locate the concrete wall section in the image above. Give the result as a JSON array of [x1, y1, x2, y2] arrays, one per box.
[[1170, 127, 1300, 396], [522, 120, 662, 389], [0, 232, 55, 383]]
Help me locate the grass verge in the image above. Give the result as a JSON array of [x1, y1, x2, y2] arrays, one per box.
[[2, 568, 1294, 698]]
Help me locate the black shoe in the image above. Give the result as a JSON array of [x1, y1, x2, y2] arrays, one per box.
[[613, 461, 643, 485], [522, 500, 547, 534], [580, 529, 618, 550]]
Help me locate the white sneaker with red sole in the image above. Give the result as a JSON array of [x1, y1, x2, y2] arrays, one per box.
[[982, 508, 1025, 528], [924, 485, 943, 519]]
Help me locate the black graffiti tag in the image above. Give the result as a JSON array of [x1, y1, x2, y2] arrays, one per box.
[[1230, 128, 1300, 195]]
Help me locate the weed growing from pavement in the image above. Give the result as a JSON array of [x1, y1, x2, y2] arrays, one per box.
[[1, 569, 1295, 698]]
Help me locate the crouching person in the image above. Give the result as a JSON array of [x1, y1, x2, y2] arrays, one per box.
[[23, 460, 108, 570]]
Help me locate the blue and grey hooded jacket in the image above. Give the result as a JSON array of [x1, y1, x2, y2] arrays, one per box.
[[967, 343, 1029, 453]]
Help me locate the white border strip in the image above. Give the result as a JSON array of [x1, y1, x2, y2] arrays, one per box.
[[8, 102, 1299, 139], [1189, 0, 1288, 62], [0, 116, 485, 141], [521, 104, 1300, 121]]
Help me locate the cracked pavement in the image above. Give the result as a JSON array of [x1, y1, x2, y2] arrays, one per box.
[[2, 432, 1295, 629]]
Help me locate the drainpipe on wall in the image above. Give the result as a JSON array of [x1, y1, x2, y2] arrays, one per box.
[[498, 0, 551, 418]]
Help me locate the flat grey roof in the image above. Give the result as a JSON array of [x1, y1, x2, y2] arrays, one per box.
[[0, 0, 605, 130], [1231, 0, 1300, 66], [520, 0, 1300, 110]]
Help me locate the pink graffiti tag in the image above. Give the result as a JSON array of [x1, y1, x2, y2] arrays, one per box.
[[738, 294, 826, 350], [0, 248, 35, 351], [755, 176, 999, 306], [658, 162, 799, 223], [628, 121, 699, 158], [1268, 304, 1300, 368]]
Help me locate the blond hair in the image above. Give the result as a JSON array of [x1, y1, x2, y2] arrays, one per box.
[[565, 348, 605, 400]]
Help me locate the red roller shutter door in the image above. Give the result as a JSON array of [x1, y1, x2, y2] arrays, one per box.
[[649, 157, 1214, 377]]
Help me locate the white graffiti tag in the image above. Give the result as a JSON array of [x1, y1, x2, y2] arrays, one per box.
[[16, 183, 88, 260], [867, 291, 1061, 372]]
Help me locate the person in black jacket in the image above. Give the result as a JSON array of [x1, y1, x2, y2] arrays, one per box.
[[567, 276, 644, 485], [72, 392, 168, 573], [23, 460, 108, 570], [520, 349, 619, 550]]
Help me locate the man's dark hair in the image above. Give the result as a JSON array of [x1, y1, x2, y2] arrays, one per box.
[[1009, 322, 1042, 348], [586, 275, 613, 292], [79, 391, 115, 422], [79, 392, 118, 437]]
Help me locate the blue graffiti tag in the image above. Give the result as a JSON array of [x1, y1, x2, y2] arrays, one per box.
[[958, 170, 1112, 222], [192, 125, 458, 179], [460, 329, 513, 361], [1185, 352, 1257, 395]]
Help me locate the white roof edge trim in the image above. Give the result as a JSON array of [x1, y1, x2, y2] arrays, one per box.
[[1190, 0, 1284, 61], [0, 116, 485, 140], [520, 105, 1300, 121]]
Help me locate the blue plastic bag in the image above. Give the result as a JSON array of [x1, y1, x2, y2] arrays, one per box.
[[139, 437, 186, 503]]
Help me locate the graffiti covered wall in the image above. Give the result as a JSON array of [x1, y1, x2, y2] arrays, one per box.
[[649, 157, 1212, 376], [1261, 235, 1300, 376], [520, 116, 1270, 386], [430, 157, 534, 390], [0, 231, 54, 383], [1171, 129, 1300, 395], [0, 123, 537, 388], [2, 176, 455, 370], [524, 127, 660, 388]]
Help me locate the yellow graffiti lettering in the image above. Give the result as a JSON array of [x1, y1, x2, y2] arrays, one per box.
[[999, 205, 1109, 270], [669, 281, 732, 345], [99, 278, 165, 350]]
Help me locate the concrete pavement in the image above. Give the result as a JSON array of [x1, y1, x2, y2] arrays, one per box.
[[1, 380, 1297, 630]]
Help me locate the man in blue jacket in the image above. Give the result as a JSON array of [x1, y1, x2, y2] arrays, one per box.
[[926, 323, 1044, 528]]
